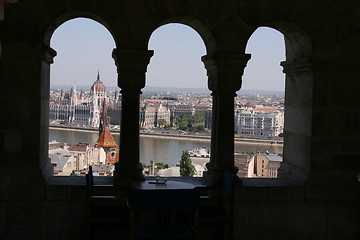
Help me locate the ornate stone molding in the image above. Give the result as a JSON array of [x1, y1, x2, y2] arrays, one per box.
[[281, 57, 312, 75], [42, 46, 57, 64], [202, 52, 251, 94], [112, 48, 154, 91]]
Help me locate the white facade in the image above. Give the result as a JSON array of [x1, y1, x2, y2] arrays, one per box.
[[49, 73, 106, 128], [155, 104, 171, 127], [235, 108, 284, 137], [140, 106, 156, 128], [169, 104, 195, 119], [140, 103, 170, 128], [48, 141, 107, 176]]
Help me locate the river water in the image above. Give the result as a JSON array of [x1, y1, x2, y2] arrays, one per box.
[[49, 128, 283, 166]]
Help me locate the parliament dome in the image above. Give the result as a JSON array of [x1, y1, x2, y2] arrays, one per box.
[[91, 72, 106, 92]]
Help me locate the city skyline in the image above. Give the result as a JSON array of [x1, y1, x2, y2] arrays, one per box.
[[50, 18, 285, 91]]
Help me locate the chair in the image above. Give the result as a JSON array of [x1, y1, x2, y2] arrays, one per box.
[[86, 166, 129, 239], [128, 188, 200, 240], [199, 168, 238, 240]]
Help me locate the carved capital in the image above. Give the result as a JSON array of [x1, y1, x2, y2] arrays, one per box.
[[112, 48, 154, 91], [43, 46, 57, 64], [281, 57, 312, 75], [202, 52, 251, 94]]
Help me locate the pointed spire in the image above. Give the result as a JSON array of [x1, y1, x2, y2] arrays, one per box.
[[73, 81, 77, 104], [99, 98, 108, 137], [97, 69, 100, 81], [102, 97, 108, 127]]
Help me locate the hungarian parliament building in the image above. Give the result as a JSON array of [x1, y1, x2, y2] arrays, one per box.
[[49, 72, 120, 128]]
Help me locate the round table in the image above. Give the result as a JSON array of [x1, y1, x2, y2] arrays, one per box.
[[132, 180, 195, 190]]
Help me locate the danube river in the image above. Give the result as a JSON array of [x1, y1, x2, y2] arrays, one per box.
[[49, 128, 283, 166]]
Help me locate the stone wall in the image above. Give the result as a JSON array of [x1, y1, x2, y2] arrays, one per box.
[[0, 0, 359, 239]]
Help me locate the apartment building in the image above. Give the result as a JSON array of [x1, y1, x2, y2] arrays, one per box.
[[235, 108, 284, 137]]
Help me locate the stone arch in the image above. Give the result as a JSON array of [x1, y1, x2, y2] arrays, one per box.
[[148, 16, 217, 55], [266, 21, 313, 60], [246, 22, 313, 183], [43, 11, 117, 47], [40, 12, 117, 181], [246, 21, 312, 60]]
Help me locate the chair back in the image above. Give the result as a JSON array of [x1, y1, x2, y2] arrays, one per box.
[[221, 168, 236, 197], [128, 188, 200, 211]]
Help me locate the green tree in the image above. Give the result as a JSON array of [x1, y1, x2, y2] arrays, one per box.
[[196, 124, 205, 131], [157, 119, 167, 128], [193, 113, 205, 123], [175, 113, 206, 132], [178, 121, 187, 131], [155, 162, 169, 169], [180, 150, 196, 177]]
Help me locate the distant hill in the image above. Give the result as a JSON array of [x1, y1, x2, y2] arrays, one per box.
[[50, 84, 284, 96], [237, 89, 285, 97], [142, 86, 211, 94]]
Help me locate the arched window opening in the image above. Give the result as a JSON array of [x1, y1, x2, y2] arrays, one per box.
[[48, 18, 119, 177], [141, 23, 209, 178], [237, 27, 286, 179]]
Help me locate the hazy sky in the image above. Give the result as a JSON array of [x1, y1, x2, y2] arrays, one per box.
[[50, 18, 285, 91]]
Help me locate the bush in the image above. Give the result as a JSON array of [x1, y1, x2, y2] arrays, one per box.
[[180, 150, 196, 177]]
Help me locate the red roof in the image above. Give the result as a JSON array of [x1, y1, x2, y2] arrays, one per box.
[[91, 80, 106, 92], [96, 127, 117, 148], [255, 108, 277, 112]]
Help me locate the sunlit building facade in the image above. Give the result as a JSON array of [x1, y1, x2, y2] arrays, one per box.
[[49, 72, 106, 128]]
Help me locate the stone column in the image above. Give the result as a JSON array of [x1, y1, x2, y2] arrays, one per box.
[[278, 57, 313, 183], [112, 49, 153, 186], [201, 52, 250, 185], [304, 57, 360, 200], [40, 46, 57, 180], [0, 43, 51, 200]]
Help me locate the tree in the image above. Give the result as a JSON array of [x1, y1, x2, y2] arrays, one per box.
[[155, 162, 169, 169], [196, 124, 205, 131], [193, 112, 205, 123], [178, 121, 187, 131], [180, 150, 196, 177], [157, 119, 167, 128]]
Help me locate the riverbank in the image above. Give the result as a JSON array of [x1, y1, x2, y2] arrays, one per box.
[[49, 126, 283, 146]]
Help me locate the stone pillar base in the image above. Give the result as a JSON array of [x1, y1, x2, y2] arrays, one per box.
[[203, 163, 239, 186], [203, 169, 222, 186], [113, 162, 144, 187], [277, 162, 309, 185]]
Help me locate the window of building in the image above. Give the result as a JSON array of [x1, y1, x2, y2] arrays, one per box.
[[142, 23, 208, 177], [47, 17, 117, 177], [238, 24, 313, 183], [236, 27, 285, 179]]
